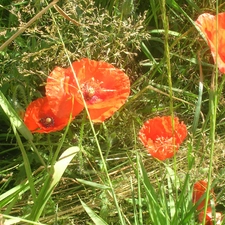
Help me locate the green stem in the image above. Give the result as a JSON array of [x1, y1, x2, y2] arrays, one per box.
[[203, 4, 219, 224], [48, 4, 126, 223], [161, 0, 178, 200], [12, 125, 36, 201]]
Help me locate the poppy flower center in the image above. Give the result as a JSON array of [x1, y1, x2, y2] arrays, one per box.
[[80, 79, 101, 103], [39, 117, 55, 128], [82, 84, 96, 100]]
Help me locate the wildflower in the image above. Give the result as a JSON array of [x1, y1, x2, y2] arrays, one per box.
[[192, 180, 222, 224], [24, 97, 73, 133], [198, 208, 222, 225], [192, 180, 215, 211], [46, 58, 130, 123], [138, 116, 187, 160], [195, 13, 225, 74]]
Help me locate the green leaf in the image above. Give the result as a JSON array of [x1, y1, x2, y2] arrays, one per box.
[[80, 198, 108, 225], [0, 182, 29, 208], [2, 214, 46, 225], [29, 146, 79, 221], [0, 90, 33, 141], [76, 178, 110, 190], [51, 146, 79, 188], [192, 81, 203, 135]]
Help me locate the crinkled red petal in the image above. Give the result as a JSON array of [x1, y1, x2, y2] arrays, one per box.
[[192, 180, 216, 211], [46, 66, 84, 118], [195, 13, 225, 74], [138, 116, 187, 160], [145, 137, 179, 160], [88, 106, 120, 123]]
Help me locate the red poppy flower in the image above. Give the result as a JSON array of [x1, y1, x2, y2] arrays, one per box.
[[198, 208, 222, 225], [195, 13, 225, 74], [192, 180, 215, 211], [46, 58, 130, 123], [24, 97, 73, 133], [138, 116, 187, 160]]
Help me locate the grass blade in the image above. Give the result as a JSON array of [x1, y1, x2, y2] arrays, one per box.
[[76, 178, 110, 190], [0, 90, 33, 141], [80, 198, 108, 225], [29, 146, 79, 221]]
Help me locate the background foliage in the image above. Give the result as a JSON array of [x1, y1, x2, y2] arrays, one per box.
[[1, 0, 225, 224]]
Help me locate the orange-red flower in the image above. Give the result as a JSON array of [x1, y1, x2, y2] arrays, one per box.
[[192, 180, 222, 224], [138, 116, 187, 160], [195, 13, 225, 74], [24, 97, 73, 133], [192, 180, 215, 211], [46, 58, 130, 123], [198, 208, 222, 225]]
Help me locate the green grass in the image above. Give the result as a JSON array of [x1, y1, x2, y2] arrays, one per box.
[[1, 0, 225, 224]]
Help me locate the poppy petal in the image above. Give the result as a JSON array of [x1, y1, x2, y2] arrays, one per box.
[[88, 106, 120, 123], [195, 13, 225, 74], [138, 116, 187, 160], [24, 97, 71, 133], [192, 180, 216, 211], [46, 67, 84, 118], [198, 208, 222, 225]]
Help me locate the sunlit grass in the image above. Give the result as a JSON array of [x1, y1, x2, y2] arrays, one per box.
[[1, 0, 225, 224]]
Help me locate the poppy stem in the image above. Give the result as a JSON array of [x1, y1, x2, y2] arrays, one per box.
[[77, 112, 87, 173], [29, 141, 47, 169], [161, 0, 174, 118], [161, 0, 180, 202], [203, 7, 220, 225], [48, 8, 127, 223]]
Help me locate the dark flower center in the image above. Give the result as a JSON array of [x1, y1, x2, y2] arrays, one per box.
[[39, 117, 55, 127], [81, 79, 100, 101], [82, 84, 96, 100]]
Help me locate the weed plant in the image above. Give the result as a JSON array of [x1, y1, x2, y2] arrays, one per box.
[[0, 0, 225, 224]]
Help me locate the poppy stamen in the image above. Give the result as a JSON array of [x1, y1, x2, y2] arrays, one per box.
[[82, 85, 96, 100], [39, 117, 55, 128], [81, 80, 100, 101]]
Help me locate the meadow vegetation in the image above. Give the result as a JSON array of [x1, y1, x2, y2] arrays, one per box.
[[1, 0, 225, 224]]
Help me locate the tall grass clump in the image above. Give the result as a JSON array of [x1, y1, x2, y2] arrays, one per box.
[[1, 0, 225, 224]]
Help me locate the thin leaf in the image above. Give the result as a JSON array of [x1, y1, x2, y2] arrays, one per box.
[[0, 182, 29, 208], [29, 146, 79, 221], [76, 178, 110, 190], [0, 90, 33, 141], [138, 158, 166, 224], [2, 214, 46, 225], [11, 124, 36, 201], [51, 146, 79, 188], [80, 198, 108, 225], [192, 81, 203, 135]]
